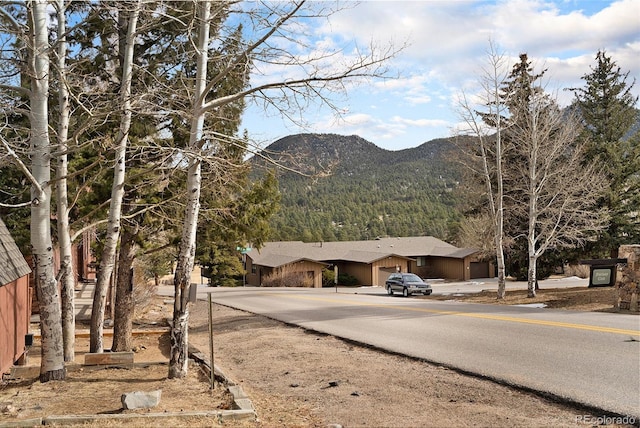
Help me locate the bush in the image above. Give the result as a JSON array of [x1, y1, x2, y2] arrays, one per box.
[[132, 265, 158, 318], [261, 271, 314, 288], [564, 263, 590, 279], [322, 269, 335, 287], [338, 273, 359, 286], [321, 269, 359, 286]]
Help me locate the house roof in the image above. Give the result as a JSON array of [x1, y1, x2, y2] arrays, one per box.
[[253, 253, 329, 268], [248, 236, 477, 267], [0, 218, 32, 286]]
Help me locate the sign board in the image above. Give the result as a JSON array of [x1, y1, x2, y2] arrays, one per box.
[[580, 258, 626, 288], [591, 267, 613, 286]]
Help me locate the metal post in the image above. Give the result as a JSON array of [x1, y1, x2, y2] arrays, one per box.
[[242, 253, 246, 286], [208, 293, 215, 389]]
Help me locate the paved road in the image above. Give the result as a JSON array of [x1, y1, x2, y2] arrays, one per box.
[[166, 281, 640, 420]]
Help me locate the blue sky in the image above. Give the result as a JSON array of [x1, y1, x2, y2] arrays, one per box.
[[240, 0, 640, 151]]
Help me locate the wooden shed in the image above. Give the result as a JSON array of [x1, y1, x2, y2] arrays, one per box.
[[0, 218, 33, 375]]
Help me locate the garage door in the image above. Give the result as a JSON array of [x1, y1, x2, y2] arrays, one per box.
[[470, 262, 489, 279], [378, 268, 396, 287]]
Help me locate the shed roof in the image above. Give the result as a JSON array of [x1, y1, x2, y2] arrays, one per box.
[[0, 218, 32, 286], [248, 236, 477, 266]]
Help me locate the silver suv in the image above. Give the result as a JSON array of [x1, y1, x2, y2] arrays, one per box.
[[386, 273, 432, 297]]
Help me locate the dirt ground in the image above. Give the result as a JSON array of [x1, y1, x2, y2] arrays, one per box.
[[427, 285, 627, 312], [1, 285, 636, 428]]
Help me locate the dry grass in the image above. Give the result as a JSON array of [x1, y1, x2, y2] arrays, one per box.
[[428, 285, 632, 313]]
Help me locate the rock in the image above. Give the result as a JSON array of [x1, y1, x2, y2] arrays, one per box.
[[1, 404, 18, 415], [121, 390, 162, 410]]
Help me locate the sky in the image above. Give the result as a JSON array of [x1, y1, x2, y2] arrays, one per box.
[[239, 0, 640, 152]]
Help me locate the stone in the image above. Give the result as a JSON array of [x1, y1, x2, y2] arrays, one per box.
[[121, 390, 162, 410], [1, 404, 17, 415], [616, 245, 640, 312]]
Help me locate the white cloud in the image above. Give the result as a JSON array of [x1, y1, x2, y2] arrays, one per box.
[[243, 0, 640, 151]]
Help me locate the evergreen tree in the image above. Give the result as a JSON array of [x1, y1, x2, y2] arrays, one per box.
[[570, 50, 639, 256]]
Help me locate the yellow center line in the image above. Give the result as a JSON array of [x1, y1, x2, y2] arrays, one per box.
[[267, 293, 640, 337]]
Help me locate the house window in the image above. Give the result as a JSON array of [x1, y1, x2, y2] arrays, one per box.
[[417, 257, 426, 267], [251, 265, 257, 274]]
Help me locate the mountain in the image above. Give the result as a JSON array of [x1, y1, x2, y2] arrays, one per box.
[[252, 133, 464, 243]]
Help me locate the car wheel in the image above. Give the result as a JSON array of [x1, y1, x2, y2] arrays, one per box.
[[425, 290, 432, 295], [387, 286, 393, 295], [402, 287, 409, 297]]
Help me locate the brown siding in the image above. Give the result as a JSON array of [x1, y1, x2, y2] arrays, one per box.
[[338, 262, 371, 286], [428, 257, 466, 281], [246, 264, 272, 287], [371, 257, 409, 286], [0, 275, 31, 374], [277, 261, 324, 288], [245, 257, 260, 286]]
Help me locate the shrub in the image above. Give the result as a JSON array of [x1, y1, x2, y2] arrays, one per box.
[[564, 263, 590, 279], [338, 273, 359, 286], [321, 269, 359, 286], [132, 265, 158, 318], [261, 271, 314, 288], [322, 269, 335, 287]]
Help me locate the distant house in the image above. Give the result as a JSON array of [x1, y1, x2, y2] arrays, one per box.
[[0, 218, 33, 375], [245, 236, 491, 288]]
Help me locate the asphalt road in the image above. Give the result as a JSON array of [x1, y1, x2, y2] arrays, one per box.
[[170, 282, 640, 420]]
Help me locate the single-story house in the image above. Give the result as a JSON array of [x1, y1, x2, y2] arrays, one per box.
[[245, 236, 492, 288], [0, 218, 33, 375]]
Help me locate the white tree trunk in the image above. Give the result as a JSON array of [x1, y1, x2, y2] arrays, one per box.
[[527, 251, 538, 298], [169, 0, 210, 379], [90, 2, 140, 353], [30, 0, 65, 382], [493, 86, 507, 300], [54, 0, 76, 362], [457, 43, 508, 299], [526, 114, 539, 298]]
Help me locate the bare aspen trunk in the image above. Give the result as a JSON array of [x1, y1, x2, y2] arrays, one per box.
[[495, 234, 506, 298], [169, 0, 210, 379], [527, 253, 537, 298], [30, 0, 65, 382], [494, 179, 506, 299], [169, 161, 200, 377], [111, 224, 137, 352], [54, 0, 76, 362], [527, 158, 538, 298], [90, 2, 140, 353], [457, 44, 509, 300], [494, 105, 507, 300]]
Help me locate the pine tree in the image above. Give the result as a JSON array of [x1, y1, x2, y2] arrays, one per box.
[[571, 50, 639, 256]]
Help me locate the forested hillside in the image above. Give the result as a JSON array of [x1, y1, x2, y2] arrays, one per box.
[[252, 134, 464, 242]]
